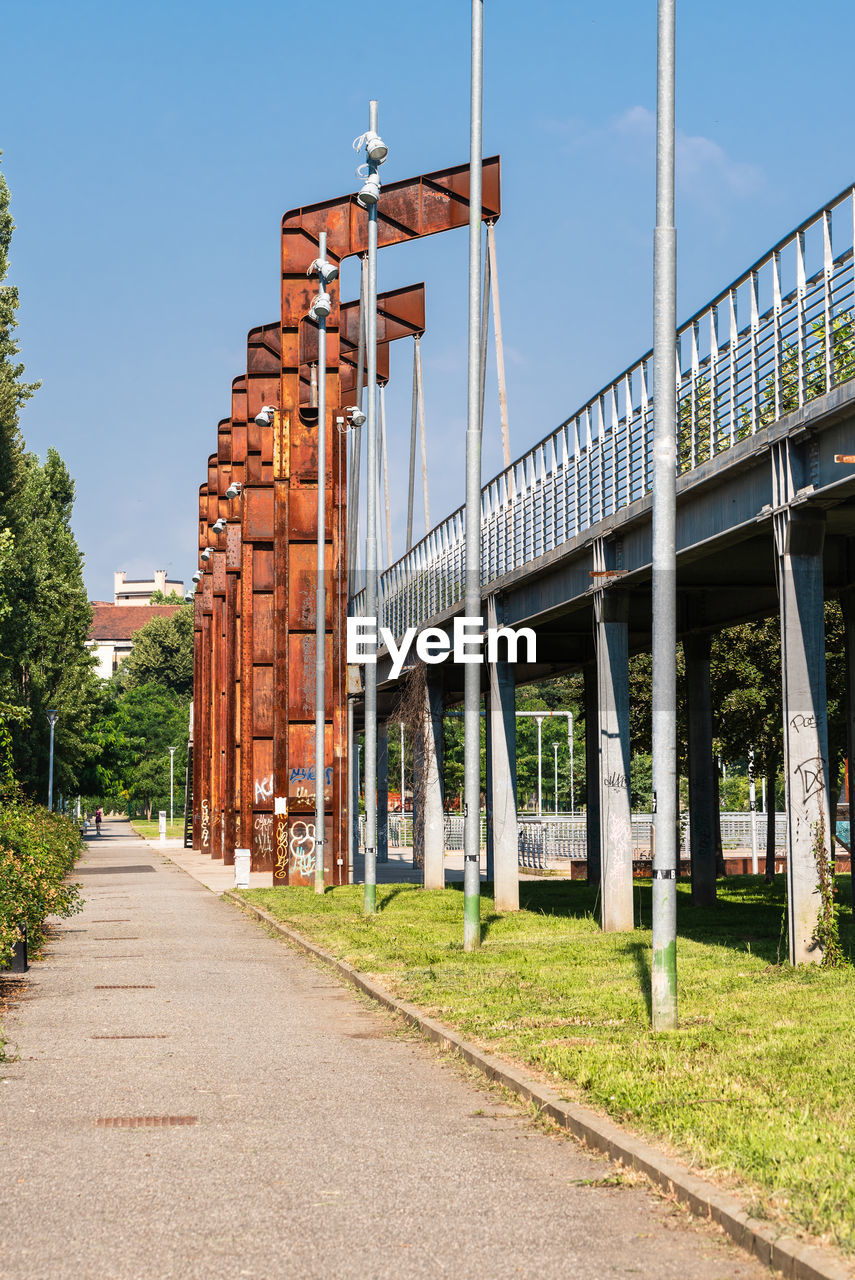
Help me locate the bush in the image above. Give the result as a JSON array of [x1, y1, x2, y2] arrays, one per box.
[[0, 801, 83, 968]]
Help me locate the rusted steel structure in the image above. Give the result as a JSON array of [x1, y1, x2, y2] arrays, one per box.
[[192, 156, 501, 885]]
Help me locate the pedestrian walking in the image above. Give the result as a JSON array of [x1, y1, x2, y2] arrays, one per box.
[[95, 806, 103, 836]]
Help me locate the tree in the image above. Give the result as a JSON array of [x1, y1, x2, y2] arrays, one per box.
[[0, 152, 39, 511], [92, 683, 189, 817]]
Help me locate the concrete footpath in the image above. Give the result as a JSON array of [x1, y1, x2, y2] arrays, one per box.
[[0, 820, 773, 1279]]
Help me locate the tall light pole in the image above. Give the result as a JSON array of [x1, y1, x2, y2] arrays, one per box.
[[355, 103, 388, 915], [46, 710, 58, 812], [536, 715, 544, 817], [651, 0, 678, 1030], [169, 746, 176, 831], [462, 0, 484, 952], [569, 713, 575, 817], [553, 742, 559, 815], [308, 232, 338, 895]]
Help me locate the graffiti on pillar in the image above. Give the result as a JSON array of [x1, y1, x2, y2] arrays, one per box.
[[201, 798, 210, 848], [289, 821, 317, 878], [790, 713, 818, 732], [289, 763, 333, 803], [275, 821, 288, 879], [254, 813, 273, 857], [795, 756, 826, 807], [254, 773, 274, 804], [603, 772, 628, 790]]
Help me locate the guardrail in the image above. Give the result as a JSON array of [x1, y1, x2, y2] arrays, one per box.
[[353, 183, 855, 635]]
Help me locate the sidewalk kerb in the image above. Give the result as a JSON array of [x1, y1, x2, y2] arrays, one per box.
[[224, 891, 852, 1280]]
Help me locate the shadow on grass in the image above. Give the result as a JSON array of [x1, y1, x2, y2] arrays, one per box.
[[628, 939, 652, 1018], [377, 886, 415, 912], [511, 875, 855, 964]]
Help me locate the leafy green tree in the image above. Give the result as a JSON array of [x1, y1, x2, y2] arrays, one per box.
[[93, 683, 189, 817], [0, 153, 39, 511]]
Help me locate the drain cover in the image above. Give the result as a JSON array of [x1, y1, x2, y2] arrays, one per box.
[[94, 985, 155, 990], [91, 1034, 169, 1040], [95, 1116, 197, 1128]]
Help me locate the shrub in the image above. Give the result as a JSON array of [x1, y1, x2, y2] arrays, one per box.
[[0, 801, 83, 967]]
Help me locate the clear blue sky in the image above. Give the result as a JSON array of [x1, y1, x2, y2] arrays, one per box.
[[3, 0, 853, 599]]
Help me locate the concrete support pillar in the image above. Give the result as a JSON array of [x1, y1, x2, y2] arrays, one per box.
[[775, 507, 830, 964], [377, 720, 389, 864], [487, 597, 518, 911], [593, 590, 633, 931], [414, 671, 445, 889], [684, 633, 717, 906], [484, 699, 494, 882], [347, 698, 357, 883], [841, 585, 855, 914], [583, 660, 601, 885]]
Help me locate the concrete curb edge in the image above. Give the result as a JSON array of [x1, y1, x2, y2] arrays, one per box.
[[223, 892, 851, 1280]]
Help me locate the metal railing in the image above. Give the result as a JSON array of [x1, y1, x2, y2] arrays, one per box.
[[353, 183, 855, 634], [359, 810, 789, 867]]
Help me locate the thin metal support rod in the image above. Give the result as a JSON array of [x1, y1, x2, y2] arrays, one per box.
[[380, 383, 392, 565], [414, 334, 430, 530], [347, 257, 367, 587], [479, 237, 491, 433], [363, 102, 380, 915], [651, 0, 678, 1030], [406, 339, 418, 549], [313, 231, 329, 895], [463, 0, 484, 952], [487, 221, 511, 467]]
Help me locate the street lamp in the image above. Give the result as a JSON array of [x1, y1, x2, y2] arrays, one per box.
[[553, 742, 559, 815], [46, 710, 58, 812]]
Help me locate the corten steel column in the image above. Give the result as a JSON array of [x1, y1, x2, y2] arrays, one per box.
[[192, 482, 208, 851], [841, 583, 855, 913], [684, 633, 717, 906], [377, 719, 389, 864], [414, 669, 445, 889], [219, 411, 246, 865], [583, 660, 601, 884], [594, 588, 633, 931], [199, 514, 214, 859], [210, 433, 231, 862], [487, 595, 518, 911], [775, 507, 831, 964], [241, 358, 277, 873], [278, 157, 501, 892], [232, 292, 425, 876]]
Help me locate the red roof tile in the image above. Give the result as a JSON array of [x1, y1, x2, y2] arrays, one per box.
[[88, 604, 181, 642]]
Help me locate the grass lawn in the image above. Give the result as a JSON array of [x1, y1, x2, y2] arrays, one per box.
[[129, 818, 184, 841], [239, 875, 855, 1255]]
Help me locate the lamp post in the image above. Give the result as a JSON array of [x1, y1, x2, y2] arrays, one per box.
[[355, 102, 388, 915], [169, 746, 176, 832], [462, 0, 485, 952], [46, 710, 58, 812], [651, 0, 679, 1030], [569, 713, 575, 817], [399, 721, 405, 816], [553, 742, 559, 815], [308, 231, 338, 896]]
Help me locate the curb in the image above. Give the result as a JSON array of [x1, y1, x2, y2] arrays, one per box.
[[224, 891, 852, 1280]]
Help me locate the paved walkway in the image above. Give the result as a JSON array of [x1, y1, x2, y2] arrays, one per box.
[[0, 820, 772, 1279]]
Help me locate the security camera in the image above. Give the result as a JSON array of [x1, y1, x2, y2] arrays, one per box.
[[225, 482, 242, 500], [191, 570, 202, 583], [347, 405, 367, 428], [211, 518, 226, 534], [255, 405, 276, 427], [309, 258, 339, 285], [201, 548, 213, 562]]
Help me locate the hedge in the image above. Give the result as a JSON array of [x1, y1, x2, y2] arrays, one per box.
[[0, 801, 83, 969]]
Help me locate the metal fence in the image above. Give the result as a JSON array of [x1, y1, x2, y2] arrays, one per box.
[[360, 810, 790, 868], [353, 183, 855, 633]]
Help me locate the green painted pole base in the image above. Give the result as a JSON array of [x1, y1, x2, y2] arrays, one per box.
[[363, 882, 377, 915], [651, 939, 678, 1030], [463, 892, 480, 950]]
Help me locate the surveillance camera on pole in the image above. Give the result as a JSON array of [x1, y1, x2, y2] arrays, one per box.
[[255, 405, 276, 427]]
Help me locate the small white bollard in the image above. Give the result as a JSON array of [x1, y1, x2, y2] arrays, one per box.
[[234, 847, 251, 889], [158, 810, 167, 843]]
